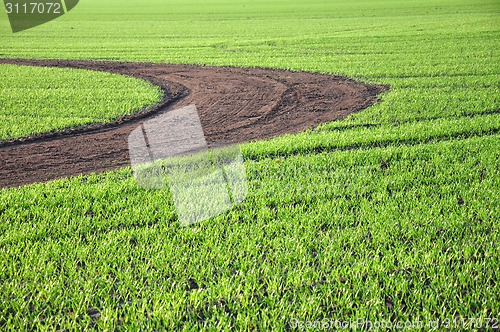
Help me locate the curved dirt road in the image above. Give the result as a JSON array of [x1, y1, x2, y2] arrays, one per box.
[[0, 59, 387, 188]]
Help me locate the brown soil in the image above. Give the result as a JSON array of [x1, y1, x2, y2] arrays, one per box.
[[0, 59, 387, 188]]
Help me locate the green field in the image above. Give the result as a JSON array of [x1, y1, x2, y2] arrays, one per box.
[[0, 64, 162, 140], [1, 0, 499, 330]]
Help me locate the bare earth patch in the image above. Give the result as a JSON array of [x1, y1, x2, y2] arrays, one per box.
[[0, 59, 387, 188]]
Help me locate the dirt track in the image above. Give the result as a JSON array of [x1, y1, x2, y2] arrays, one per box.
[[0, 59, 387, 188]]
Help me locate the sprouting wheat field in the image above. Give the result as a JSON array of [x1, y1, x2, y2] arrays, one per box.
[[0, 0, 499, 330]]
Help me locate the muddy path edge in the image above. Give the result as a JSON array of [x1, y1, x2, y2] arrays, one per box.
[[0, 59, 388, 188]]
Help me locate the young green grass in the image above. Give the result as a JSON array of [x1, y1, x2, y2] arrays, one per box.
[[0, 135, 498, 329], [0, 0, 499, 329], [0, 64, 162, 140]]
